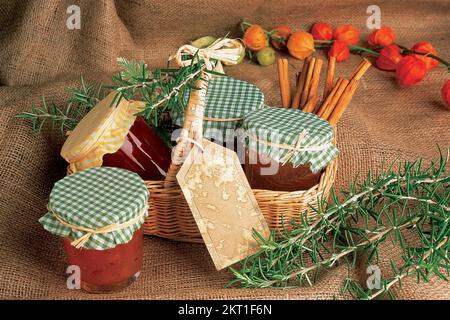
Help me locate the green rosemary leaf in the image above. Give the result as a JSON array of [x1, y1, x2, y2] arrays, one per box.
[[204, 69, 228, 77], [17, 78, 108, 134], [387, 290, 396, 300], [186, 83, 201, 91]]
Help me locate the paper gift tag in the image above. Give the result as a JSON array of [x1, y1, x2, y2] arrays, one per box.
[[177, 139, 270, 270]]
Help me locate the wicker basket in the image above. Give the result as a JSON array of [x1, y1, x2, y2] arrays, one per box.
[[142, 71, 337, 243]]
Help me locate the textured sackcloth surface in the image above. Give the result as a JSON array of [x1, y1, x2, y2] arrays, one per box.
[[0, 0, 449, 299]]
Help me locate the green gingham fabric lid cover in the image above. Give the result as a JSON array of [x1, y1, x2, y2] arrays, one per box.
[[39, 167, 149, 250], [242, 107, 339, 173], [173, 76, 264, 139]]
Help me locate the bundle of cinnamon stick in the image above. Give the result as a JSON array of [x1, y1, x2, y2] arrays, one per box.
[[277, 56, 372, 126]]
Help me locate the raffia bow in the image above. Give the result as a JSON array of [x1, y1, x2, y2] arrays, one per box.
[[280, 130, 307, 165], [170, 37, 243, 71]]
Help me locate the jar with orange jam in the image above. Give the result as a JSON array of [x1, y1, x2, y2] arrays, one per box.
[[242, 107, 339, 192], [39, 167, 149, 293]]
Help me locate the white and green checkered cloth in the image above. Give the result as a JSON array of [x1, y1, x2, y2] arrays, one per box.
[[39, 167, 149, 250], [172, 77, 264, 141], [242, 107, 339, 172]]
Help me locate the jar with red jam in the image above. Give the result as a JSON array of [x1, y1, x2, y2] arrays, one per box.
[[61, 92, 171, 181], [39, 167, 149, 293], [242, 107, 339, 192]]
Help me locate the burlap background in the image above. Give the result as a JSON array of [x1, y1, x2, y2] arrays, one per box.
[[0, 0, 449, 299]]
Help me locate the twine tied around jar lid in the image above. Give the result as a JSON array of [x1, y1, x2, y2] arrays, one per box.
[[47, 205, 148, 249], [203, 116, 244, 122], [246, 129, 334, 166]]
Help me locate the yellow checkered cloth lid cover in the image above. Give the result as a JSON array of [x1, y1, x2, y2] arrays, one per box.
[[61, 92, 144, 172]]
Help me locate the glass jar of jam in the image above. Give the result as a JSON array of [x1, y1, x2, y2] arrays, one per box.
[[245, 150, 322, 191], [62, 228, 143, 293], [172, 77, 264, 154], [61, 92, 171, 180], [242, 107, 339, 192], [102, 117, 171, 180], [39, 167, 149, 293]]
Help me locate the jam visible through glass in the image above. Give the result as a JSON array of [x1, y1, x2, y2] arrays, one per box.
[[102, 117, 171, 181], [62, 228, 144, 293], [245, 150, 322, 192]]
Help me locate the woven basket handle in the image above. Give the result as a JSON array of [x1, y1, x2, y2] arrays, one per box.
[[164, 71, 211, 188]]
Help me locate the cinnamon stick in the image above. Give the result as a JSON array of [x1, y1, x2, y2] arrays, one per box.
[[283, 59, 291, 106], [321, 79, 349, 121], [316, 77, 344, 117], [277, 58, 291, 107], [291, 58, 310, 108], [307, 58, 323, 103], [328, 79, 359, 126], [277, 59, 285, 107], [349, 58, 372, 80], [302, 95, 319, 113], [324, 59, 370, 125], [299, 58, 316, 108], [323, 56, 336, 100]]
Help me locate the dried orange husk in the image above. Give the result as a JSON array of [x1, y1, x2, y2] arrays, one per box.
[[287, 31, 315, 60]]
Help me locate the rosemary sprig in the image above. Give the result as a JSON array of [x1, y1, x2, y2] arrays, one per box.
[[342, 236, 449, 300], [228, 149, 450, 299], [17, 78, 108, 134], [17, 97, 77, 135], [18, 53, 217, 135], [108, 54, 211, 127]]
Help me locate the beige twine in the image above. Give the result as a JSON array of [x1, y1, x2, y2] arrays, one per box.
[[246, 130, 333, 164], [171, 38, 244, 126], [203, 116, 243, 122], [170, 37, 242, 71], [47, 205, 148, 249], [166, 37, 242, 162], [176, 136, 205, 152]]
